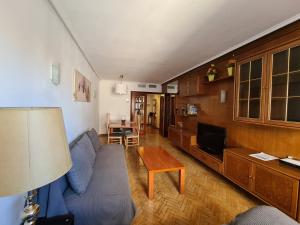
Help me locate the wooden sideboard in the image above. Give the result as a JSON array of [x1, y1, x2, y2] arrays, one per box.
[[224, 148, 300, 221], [168, 126, 223, 174], [168, 133, 300, 222], [168, 126, 196, 153]]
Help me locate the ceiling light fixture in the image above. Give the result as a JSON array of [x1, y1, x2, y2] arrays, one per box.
[[115, 74, 127, 95]]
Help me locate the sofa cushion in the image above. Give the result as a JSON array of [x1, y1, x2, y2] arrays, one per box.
[[64, 144, 136, 225], [77, 134, 96, 167], [67, 143, 93, 194], [87, 128, 102, 151]]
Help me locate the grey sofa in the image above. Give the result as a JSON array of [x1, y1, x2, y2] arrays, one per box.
[[37, 129, 136, 225], [226, 206, 299, 225]]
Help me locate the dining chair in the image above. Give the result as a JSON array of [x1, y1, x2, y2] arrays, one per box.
[[106, 113, 122, 144], [106, 113, 122, 135], [124, 115, 140, 150]]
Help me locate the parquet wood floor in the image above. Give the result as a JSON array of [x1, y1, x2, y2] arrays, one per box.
[[102, 127, 259, 225]]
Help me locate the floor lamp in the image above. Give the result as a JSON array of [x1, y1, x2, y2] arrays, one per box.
[[0, 107, 72, 225]]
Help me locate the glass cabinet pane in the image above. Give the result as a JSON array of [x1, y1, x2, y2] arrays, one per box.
[[239, 100, 248, 117], [287, 98, 300, 122], [249, 99, 260, 118], [271, 75, 287, 97], [240, 63, 250, 81], [270, 99, 286, 121], [290, 46, 300, 72], [273, 50, 288, 75], [250, 79, 261, 99], [251, 59, 262, 79], [240, 82, 249, 99], [289, 72, 300, 96]]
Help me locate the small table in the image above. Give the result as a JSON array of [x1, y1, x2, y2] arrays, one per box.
[[137, 146, 185, 199]]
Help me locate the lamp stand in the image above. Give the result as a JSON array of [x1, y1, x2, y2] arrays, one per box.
[[23, 190, 40, 225]]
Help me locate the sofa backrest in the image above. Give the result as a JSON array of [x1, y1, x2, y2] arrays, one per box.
[[38, 130, 90, 217]]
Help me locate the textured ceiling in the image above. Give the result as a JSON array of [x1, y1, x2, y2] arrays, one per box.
[[50, 0, 300, 83]]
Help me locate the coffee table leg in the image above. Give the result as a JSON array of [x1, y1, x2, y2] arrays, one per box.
[[148, 171, 154, 199], [179, 168, 185, 194]]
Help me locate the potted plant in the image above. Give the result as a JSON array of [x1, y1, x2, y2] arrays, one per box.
[[227, 60, 236, 76], [207, 64, 217, 82]]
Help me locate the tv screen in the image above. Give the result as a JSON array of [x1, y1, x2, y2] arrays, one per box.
[[197, 123, 226, 154]]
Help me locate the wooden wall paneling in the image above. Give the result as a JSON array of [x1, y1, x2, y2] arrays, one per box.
[[163, 20, 300, 159], [234, 20, 300, 61]]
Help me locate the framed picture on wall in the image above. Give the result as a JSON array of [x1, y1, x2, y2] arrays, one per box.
[[73, 70, 91, 102]]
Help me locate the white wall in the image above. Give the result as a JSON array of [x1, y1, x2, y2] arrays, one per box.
[[99, 80, 161, 134], [0, 0, 99, 224]]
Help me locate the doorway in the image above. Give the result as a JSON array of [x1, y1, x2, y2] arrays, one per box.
[[146, 94, 161, 129], [130, 91, 161, 134]]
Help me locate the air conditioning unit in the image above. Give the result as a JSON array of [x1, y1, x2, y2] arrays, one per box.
[[167, 81, 178, 94]]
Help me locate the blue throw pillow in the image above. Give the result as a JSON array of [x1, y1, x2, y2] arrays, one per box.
[[67, 143, 93, 194], [87, 128, 102, 151], [77, 134, 96, 167]]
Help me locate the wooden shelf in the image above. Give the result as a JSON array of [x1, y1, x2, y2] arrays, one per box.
[[203, 75, 234, 84]]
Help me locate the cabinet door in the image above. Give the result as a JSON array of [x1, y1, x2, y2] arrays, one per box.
[[179, 77, 188, 97], [224, 151, 252, 190], [182, 133, 191, 152], [168, 127, 181, 147], [253, 164, 299, 217], [267, 41, 300, 127], [235, 55, 265, 123]]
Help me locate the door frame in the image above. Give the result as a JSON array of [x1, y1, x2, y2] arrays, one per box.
[[130, 91, 162, 126]]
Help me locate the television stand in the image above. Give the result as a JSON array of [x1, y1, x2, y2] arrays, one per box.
[[190, 145, 224, 174], [168, 126, 224, 174]]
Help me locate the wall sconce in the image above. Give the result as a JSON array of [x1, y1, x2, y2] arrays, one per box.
[[220, 90, 227, 103], [50, 62, 60, 85]]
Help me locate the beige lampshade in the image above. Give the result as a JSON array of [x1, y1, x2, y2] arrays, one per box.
[[0, 107, 72, 196]]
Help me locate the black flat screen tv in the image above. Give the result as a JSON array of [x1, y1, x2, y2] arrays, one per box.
[[197, 122, 226, 154]]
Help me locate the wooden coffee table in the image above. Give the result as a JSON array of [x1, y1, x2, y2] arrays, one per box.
[[137, 146, 185, 199]]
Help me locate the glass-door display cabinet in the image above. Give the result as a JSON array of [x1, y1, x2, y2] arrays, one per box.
[[234, 40, 300, 129], [235, 55, 265, 123], [267, 42, 300, 127]]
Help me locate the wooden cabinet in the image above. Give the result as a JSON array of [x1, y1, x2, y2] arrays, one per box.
[[266, 41, 300, 128], [168, 126, 196, 152], [253, 164, 299, 217], [234, 40, 300, 129], [168, 126, 181, 147], [179, 73, 206, 97], [224, 148, 300, 220], [234, 55, 266, 123], [224, 152, 252, 190], [190, 146, 223, 174]]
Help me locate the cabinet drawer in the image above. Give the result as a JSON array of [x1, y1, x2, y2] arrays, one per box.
[[253, 164, 299, 217], [190, 147, 221, 173], [224, 152, 252, 190]]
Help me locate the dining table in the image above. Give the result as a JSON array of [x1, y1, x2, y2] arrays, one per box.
[[108, 121, 137, 134]]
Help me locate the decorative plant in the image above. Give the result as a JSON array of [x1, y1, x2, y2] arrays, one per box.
[[207, 64, 217, 82], [227, 60, 236, 76]]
